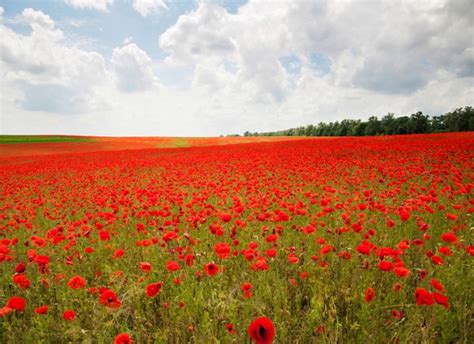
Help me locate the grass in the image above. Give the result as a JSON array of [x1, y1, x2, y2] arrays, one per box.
[[172, 138, 189, 148], [0, 135, 92, 144]]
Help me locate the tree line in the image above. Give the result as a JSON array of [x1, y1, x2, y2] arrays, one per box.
[[236, 106, 473, 137]]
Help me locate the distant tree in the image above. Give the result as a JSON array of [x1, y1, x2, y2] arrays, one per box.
[[240, 106, 473, 137], [408, 111, 429, 134], [430, 115, 446, 132], [296, 126, 306, 136], [365, 116, 381, 136], [394, 116, 409, 135], [381, 113, 396, 135], [444, 106, 473, 132]]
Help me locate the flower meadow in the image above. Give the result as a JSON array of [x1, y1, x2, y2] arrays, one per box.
[[0, 133, 473, 343]]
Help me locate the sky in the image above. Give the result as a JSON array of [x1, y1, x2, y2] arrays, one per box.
[[0, 0, 473, 137]]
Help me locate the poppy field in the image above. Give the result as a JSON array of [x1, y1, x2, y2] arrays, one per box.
[[0, 133, 473, 343]]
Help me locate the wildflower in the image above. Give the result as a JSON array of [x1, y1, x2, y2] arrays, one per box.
[[204, 262, 219, 276], [114, 333, 132, 344], [63, 310, 76, 321], [99, 289, 122, 309], [67, 275, 86, 290], [365, 287, 375, 303], [7, 296, 26, 312], [146, 282, 163, 298], [35, 305, 48, 315], [248, 317, 275, 344]]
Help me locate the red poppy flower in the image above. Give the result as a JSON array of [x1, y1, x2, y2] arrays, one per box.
[[35, 305, 49, 315], [415, 288, 434, 306], [356, 243, 371, 256], [241, 282, 253, 298], [185, 254, 195, 267], [162, 231, 178, 242], [7, 296, 26, 312], [0, 306, 13, 317], [13, 274, 30, 290], [399, 209, 410, 222], [299, 271, 309, 280], [114, 333, 132, 344], [365, 287, 375, 303], [15, 262, 26, 273], [433, 293, 449, 309], [265, 248, 277, 258], [99, 231, 110, 241], [226, 323, 236, 334], [67, 275, 86, 290], [393, 266, 410, 278], [438, 246, 452, 256], [288, 254, 299, 264], [430, 278, 444, 292], [166, 261, 180, 272], [99, 289, 122, 309], [446, 213, 457, 221], [113, 248, 124, 259], [204, 262, 219, 276], [219, 212, 232, 223], [139, 262, 152, 273], [84, 247, 94, 254], [392, 309, 404, 320], [146, 282, 163, 297], [214, 243, 231, 259], [63, 310, 76, 321], [441, 232, 457, 243], [248, 317, 275, 344], [250, 258, 269, 271], [378, 260, 393, 272]]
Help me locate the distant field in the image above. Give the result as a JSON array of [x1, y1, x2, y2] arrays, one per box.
[[0, 135, 305, 158], [0, 135, 92, 144]]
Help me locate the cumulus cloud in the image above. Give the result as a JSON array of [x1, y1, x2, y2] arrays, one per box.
[[160, 4, 236, 65], [64, 0, 113, 12], [132, 0, 168, 17], [21, 8, 55, 30], [160, 3, 290, 102], [160, 0, 474, 100], [0, 8, 108, 114], [1, 1, 473, 136], [111, 43, 157, 92]]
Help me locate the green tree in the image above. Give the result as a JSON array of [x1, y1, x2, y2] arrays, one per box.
[[365, 116, 381, 136], [381, 113, 395, 135]]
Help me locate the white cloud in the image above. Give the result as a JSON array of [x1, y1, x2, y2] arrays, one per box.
[[132, 0, 168, 17], [160, 0, 474, 99], [0, 6, 4, 17], [160, 4, 236, 65], [111, 43, 157, 92], [21, 8, 55, 30], [0, 8, 108, 114], [1, 1, 473, 136], [64, 0, 113, 12], [160, 3, 289, 102]]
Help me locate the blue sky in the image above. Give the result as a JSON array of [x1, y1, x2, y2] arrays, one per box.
[[0, 0, 472, 136], [2, 0, 198, 58]]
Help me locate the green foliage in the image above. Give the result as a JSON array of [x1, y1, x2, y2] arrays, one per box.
[[172, 138, 189, 148], [0, 136, 92, 144], [243, 106, 474, 137]]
